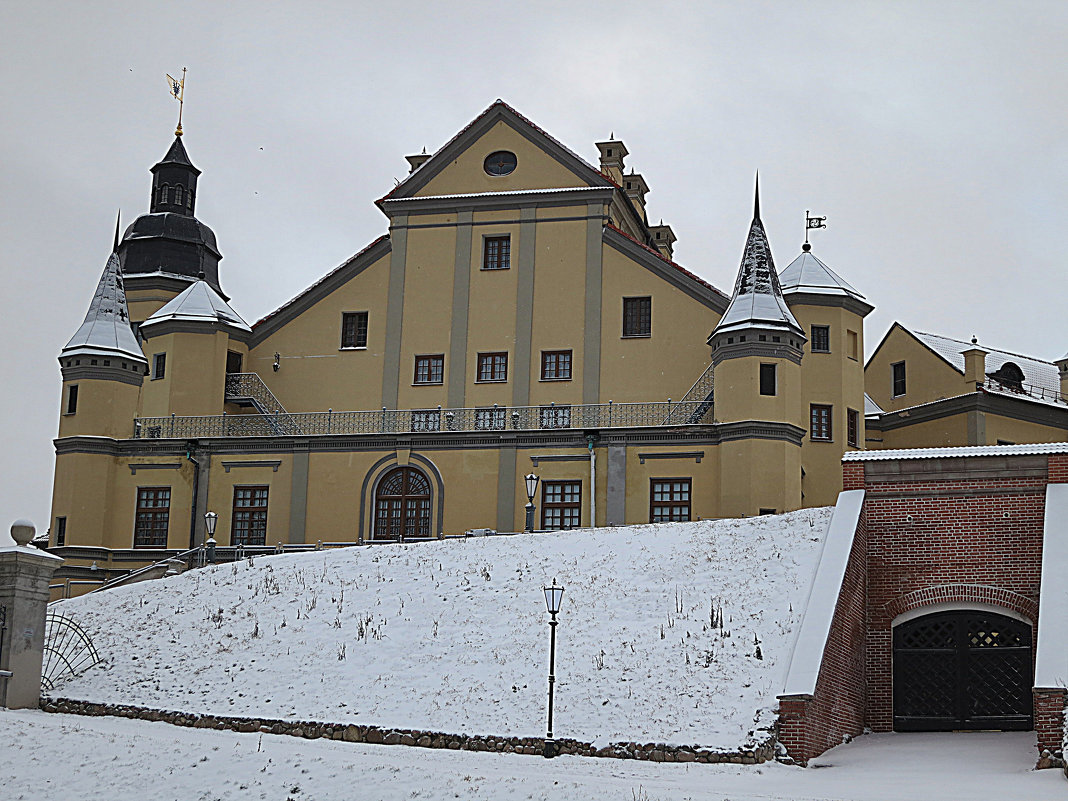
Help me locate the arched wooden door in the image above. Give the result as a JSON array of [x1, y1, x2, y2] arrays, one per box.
[[893, 610, 1032, 731], [373, 467, 432, 541]]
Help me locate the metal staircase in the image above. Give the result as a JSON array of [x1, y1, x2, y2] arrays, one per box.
[[224, 373, 303, 435], [665, 363, 714, 424]]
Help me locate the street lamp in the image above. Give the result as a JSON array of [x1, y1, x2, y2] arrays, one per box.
[[542, 578, 564, 758], [525, 473, 540, 533], [204, 511, 218, 563]]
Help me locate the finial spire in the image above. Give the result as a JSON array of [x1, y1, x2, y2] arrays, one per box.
[[754, 172, 761, 219], [166, 67, 187, 136], [112, 209, 121, 252]]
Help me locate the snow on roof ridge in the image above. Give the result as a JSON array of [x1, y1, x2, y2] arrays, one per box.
[[779, 250, 865, 299], [142, 280, 251, 332], [844, 442, 1068, 461], [914, 329, 1055, 366], [383, 186, 607, 202]]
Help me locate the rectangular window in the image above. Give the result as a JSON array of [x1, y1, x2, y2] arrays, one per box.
[[231, 486, 269, 546], [414, 355, 444, 385], [341, 311, 369, 349], [474, 406, 506, 430], [847, 408, 860, 447], [810, 404, 833, 441], [811, 325, 830, 353], [133, 487, 170, 547], [542, 481, 582, 530], [892, 361, 906, 397], [539, 405, 572, 429], [65, 384, 79, 415], [540, 350, 572, 381], [476, 352, 508, 382], [759, 508, 777, 516], [847, 329, 859, 360], [55, 516, 66, 547], [225, 350, 243, 374], [650, 479, 691, 522], [152, 353, 166, 380], [410, 409, 441, 431], [759, 363, 776, 396], [623, 296, 652, 337], [482, 235, 511, 270]]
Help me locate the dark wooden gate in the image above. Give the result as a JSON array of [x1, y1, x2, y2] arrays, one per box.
[[893, 610, 1032, 731]]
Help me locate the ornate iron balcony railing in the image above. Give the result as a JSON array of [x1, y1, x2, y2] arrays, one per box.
[[133, 399, 713, 439]]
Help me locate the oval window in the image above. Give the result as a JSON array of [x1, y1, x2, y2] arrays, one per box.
[[484, 151, 517, 176]]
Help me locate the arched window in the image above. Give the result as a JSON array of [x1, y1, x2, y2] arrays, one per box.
[[174, 185, 183, 205], [159, 184, 170, 204], [373, 466, 431, 541], [987, 362, 1025, 391], [186, 188, 193, 208]]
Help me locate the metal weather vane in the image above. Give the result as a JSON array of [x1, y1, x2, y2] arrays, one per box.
[[804, 209, 827, 247], [166, 67, 187, 136]]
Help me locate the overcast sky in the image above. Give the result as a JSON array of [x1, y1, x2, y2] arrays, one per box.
[[2, 1, 1066, 532]]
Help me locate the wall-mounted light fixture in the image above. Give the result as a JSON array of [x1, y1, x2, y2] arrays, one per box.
[[273, 353, 281, 372]]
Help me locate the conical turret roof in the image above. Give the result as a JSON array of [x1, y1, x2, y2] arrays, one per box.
[[779, 248, 865, 300], [61, 253, 146, 363], [709, 181, 803, 341], [139, 279, 250, 333], [153, 136, 201, 174]]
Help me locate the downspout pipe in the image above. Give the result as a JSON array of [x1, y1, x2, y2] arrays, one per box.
[[186, 445, 200, 550], [587, 435, 596, 528]]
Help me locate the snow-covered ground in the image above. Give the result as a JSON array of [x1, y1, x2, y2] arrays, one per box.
[[2, 709, 1062, 801], [50, 510, 831, 749]]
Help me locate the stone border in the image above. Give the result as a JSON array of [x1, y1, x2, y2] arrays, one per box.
[[41, 697, 775, 764]]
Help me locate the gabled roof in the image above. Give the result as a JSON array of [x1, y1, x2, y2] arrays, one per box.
[[377, 99, 613, 205], [779, 249, 865, 301], [62, 253, 146, 364], [864, 393, 884, 417], [912, 329, 1060, 395], [710, 182, 803, 339], [140, 280, 250, 333]]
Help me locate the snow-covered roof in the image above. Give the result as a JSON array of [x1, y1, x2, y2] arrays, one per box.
[[140, 280, 251, 332], [843, 442, 1068, 461], [912, 330, 1060, 395], [864, 393, 884, 417], [778, 249, 865, 300], [62, 253, 146, 364], [711, 193, 803, 339]]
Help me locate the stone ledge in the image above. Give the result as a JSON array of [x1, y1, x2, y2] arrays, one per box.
[[41, 697, 775, 764]]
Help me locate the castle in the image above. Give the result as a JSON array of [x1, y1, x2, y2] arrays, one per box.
[[49, 100, 1068, 575]]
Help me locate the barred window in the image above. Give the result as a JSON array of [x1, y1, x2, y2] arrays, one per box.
[[475, 407, 506, 430], [476, 352, 508, 382], [483, 236, 511, 270], [811, 325, 830, 353], [133, 487, 170, 547], [811, 404, 832, 441], [410, 409, 441, 431], [232, 486, 268, 546], [650, 479, 691, 522], [539, 405, 571, 429], [542, 481, 581, 530], [414, 355, 444, 385], [341, 312, 368, 348], [623, 296, 651, 337], [541, 350, 572, 381]]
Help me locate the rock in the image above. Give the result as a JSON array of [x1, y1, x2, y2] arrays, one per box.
[[383, 732, 401, 745], [365, 729, 384, 744]]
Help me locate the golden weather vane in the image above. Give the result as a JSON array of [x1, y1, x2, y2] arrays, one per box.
[[166, 67, 187, 136]]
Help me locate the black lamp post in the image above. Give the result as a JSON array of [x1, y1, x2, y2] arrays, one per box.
[[542, 577, 564, 758], [204, 511, 218, 563], [525, 473, 540, 533]]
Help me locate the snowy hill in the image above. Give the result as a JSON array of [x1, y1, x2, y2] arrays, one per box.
[[50, 509, 832, 749]]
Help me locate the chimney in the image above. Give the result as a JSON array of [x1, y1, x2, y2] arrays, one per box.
[[1056, 353, 1068, 400], [963, 347, 987, 390], [405, 149, 431, 173], [622, 171, 650, 223], [595, 138, 628, 184], [648, 222, 676, 259]]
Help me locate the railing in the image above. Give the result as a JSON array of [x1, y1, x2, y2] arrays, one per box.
[[980, 378, 1067, 405], [666, 363, 715, 424], [133, 400, 711, 439], [223, 373, 302, 435]]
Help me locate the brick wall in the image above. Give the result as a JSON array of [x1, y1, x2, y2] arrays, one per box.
[[778, 513, 868, 764], [1034, 689, 1067, 767], [862, 459, 1046, 733]]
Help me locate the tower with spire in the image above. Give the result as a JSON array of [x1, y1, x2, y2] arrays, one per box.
[[707, 178, 807, 516]]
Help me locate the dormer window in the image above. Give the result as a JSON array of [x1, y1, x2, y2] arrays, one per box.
[[987, 362, 1025, 391]]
